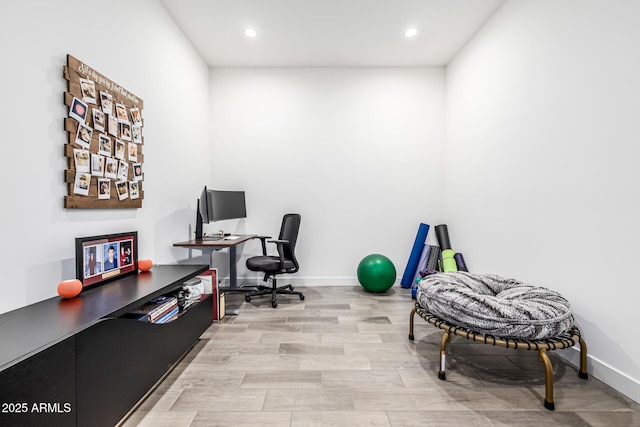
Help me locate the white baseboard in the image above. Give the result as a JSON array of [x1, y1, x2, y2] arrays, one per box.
[[223, 276, 393, 287], [557, 347, 640, 404]]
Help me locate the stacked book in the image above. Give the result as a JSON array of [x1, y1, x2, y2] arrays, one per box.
[[128, 296, 179, 323]]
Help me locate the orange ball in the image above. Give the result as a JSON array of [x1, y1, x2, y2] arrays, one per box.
[[138, 259, 153, 272], [57, 279, 82, 299]]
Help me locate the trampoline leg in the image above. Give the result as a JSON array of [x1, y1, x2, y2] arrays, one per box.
[[578, 336, 589, 380], [438, 331, 450, 380], [538, 349, 555, 410], [408, 307, 417, 340]]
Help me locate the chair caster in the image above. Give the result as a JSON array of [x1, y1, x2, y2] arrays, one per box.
[[300, 294, 305, 300], [245, 295, 251, 302], [272, 301, 277, 308]]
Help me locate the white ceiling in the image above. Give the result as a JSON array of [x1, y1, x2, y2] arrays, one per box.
[[160, 0, 505, 67]]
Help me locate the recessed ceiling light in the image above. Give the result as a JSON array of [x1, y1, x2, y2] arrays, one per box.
[[404, 28, 418, 38], [244, 28, 257, 38]]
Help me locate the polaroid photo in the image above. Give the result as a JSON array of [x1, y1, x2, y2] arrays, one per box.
[[129, 181, 140, 200], [115, 103, 129, 123], [108, 114, 118, 137], [117, 160, 129, 181], [98, 134, 112, 156], [74, 149, 90, 173], [79, 78, 97, 104], [133, 163, 143, 181], [75, 123, 93, 149], [73, 172, 91, 196], [130, 107, 142, 126], [116, 180, 129, 200], [100, 91, 113, 115], [69, 97, 88, 123], [127, 142, 138, 162], [92, 108, 105, 132], [98, 178, 111, 200], [91, 153, 104, 177], [114, 139, 125, 160], [132, 125, 142, 144], [104, 157, 118, 180], [120, 122, 132, 141]]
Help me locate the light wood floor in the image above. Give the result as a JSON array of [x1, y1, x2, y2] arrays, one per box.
[[122, 285, 639, 426]]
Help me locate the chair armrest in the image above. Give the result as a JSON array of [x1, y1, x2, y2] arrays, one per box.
[[251, 235, 272, 255], [268, 239, 290, 267], [267, 239, 289, 245]]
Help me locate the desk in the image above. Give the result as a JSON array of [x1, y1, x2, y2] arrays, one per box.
[[173, 234, 257, 290]]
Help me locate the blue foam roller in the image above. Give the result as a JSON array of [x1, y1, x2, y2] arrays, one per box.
[[401, 223, 430, 288]]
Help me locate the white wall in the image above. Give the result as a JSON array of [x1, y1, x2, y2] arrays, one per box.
[[0, 0, 211, 315], [209, 68, 446, 284], [446, 0, 640, 402]]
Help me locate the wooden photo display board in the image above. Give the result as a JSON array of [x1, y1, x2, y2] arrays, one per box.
[[63, 54, 144, 208]]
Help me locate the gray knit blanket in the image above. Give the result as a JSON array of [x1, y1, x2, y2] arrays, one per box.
[[416, 271, 574, 340]]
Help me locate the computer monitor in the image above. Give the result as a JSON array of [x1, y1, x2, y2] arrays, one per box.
[[195, 186, 209, 239], [209, 189, 247, 222], [195, 186, 246, 239]]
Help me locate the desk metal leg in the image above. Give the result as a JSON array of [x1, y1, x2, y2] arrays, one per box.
[[218, 245, 258, 315], [229, 246, 237, 288]]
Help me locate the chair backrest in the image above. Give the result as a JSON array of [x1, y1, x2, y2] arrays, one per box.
[[278, 213, 301, 264]]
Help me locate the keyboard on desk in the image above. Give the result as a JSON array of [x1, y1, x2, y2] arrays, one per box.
[[202, 236, 223, 241]]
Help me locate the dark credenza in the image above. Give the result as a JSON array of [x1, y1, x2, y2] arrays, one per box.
[[0, 264, 211, 427]]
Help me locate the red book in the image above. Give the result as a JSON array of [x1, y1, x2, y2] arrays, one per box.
[[197, 269, 223, 321]]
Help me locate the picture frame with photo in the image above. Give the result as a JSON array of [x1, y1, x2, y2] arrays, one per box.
[[130, 107, 142, 126], [120, 122, 132, 141], [75, 123, 93, 149], [132, 125, 142, 144], [133, 163, 143, 181], [74, 149, 90, 173], [98, 134, 112, 156], [79, 78, 97, 104], [100, 91, 113, 115], [108, 114, 119, 137], [75, 231, 138, 290], [69, 97, 88, 123], [115, 103, 129, 123], [129, 181, 140, 200], [117, 160, 129, 181], [98, 178, 111, 200], [91, 153, 104, 177], [64, 56, 145, 209], [104, 157, 118, 179], [116, 180, 129, 200], [92, 108, 105, 132], [128, 142, 138, 162], [73, 172, 91, 196], [114, 139, 126, 160]]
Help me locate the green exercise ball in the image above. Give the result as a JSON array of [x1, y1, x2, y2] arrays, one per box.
[[357, 254, 396, 293]]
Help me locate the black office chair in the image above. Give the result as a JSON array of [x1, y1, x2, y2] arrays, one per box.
[[244, 213, 304, 308]]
